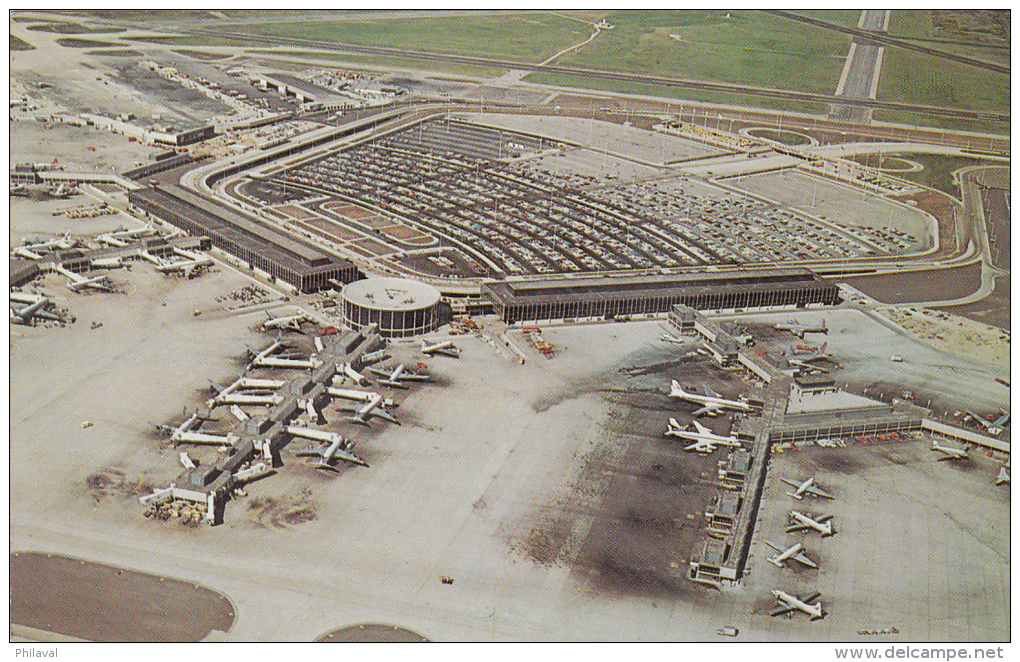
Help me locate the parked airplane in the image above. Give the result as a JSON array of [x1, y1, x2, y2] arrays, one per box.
[[52, 265, 111, 293], [781, 476, 835, 500], [97, 223, 156, 247], [421, 338, 461, 357], [10, 297, 62, 325], [786, 510, 835, 537], [931, 440, 970, 461], [368, 363, 433, 389], [995, 467, 1010, 486], [665, 418, 742, 453], [155, 254, 213, 279], [965, 409, 1010, 436], [660, 333, 686, 345], [769, 589, 825, 621], [764, 541, 818, 569], [669, 380, 752, 416], [288, 426, 367, 469], [336, 392, 400, 426], [775, 318, 828, 339], [246, 339, 319, 370], [11, 232, 76, 259], [782, 342, 829, 361], [263, 310, 308, 332], [10, 183, 29, 197]]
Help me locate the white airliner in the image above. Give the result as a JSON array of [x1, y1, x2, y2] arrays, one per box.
[[337, 392, 400, 426], [769, 589, 825, 621], [97, 223, 156, 247], [764, 541, 818, 569], [11, 232, 76, 259], [995, 467, 1010, 486], [669, 380, 752, 416], [786, 510, 835, 537], [368, 363, 433, 389], [10, 297, 62, 325], [965, 410, 1010, 436], [421, 338, 461, 357], [263, 310, 309, 332], [660, 333, 686, 345], [52, 265, 111, 293], [665, 418, 742, 453], [288, 426, 367, 469], [775, 318, 828, 339], [781, 476, 835, 500], [155, 254, 213, 279], [246, 340, 320, 370], [931, 440, 970, 461]]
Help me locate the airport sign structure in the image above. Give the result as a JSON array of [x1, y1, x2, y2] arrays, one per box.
[[8, 9, 1009, 646]]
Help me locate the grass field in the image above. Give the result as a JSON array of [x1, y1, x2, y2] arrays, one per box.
[[746, 128, 813, 145], [247, 49, 503, 79], [10, 34, 35, 51], [26, 21, 126, 34], [124, 34, 253, 47], [228, 13, 590, 63], [171, 48, 229, 61], [875, 152, 1004, 198], [553, 10, 854, 95], [885, 10, 1010, 68], [876, 47, 1010, 115], [86, 48, 145, 57], [527, 71, 829, 116], [872, 110, 1010, 137], [55, 37, 119, 49]]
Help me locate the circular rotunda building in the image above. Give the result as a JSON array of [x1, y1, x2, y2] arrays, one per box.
[[341, 277, 442, 338]]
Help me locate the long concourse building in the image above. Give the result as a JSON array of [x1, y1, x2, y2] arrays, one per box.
[[128, 183, 359, 292], [482, 268, 840, 324]]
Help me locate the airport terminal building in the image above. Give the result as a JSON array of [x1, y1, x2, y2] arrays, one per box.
[[341, 277, 442, 338], [128, 183, 359, 292], [482, 268, 840, 324]]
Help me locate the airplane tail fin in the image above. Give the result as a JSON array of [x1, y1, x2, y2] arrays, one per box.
[[669, 380, 684, 397]]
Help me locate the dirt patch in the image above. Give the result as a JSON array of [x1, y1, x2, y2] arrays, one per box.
[[10, 551, 235, 642], [316, 623, 430, 642], [277, 203, 316, 220], [351, 238, 394, 256], [330, 203, 375, 219], [85, 467, 155, 503], [247, 486, 318, 528]]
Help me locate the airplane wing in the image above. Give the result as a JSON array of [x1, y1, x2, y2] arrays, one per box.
[[764, 541, 782, 553], [995, 412, 1011, 427], [692, 420, 711, 435], [692, 404, 719, 416], [330, 447, 368, 467], [802, 592, 821, 604], [817, 514, 834, 523], [792, 551, 818, 568], [806, 484, 835, 499], [780, 477, 800, 489], [684, 441, 713, 452], [785, 524, 810, 533], [769, 604, 795, 617], [703, 385, 721, 398], [295, 447, 324, 458]]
